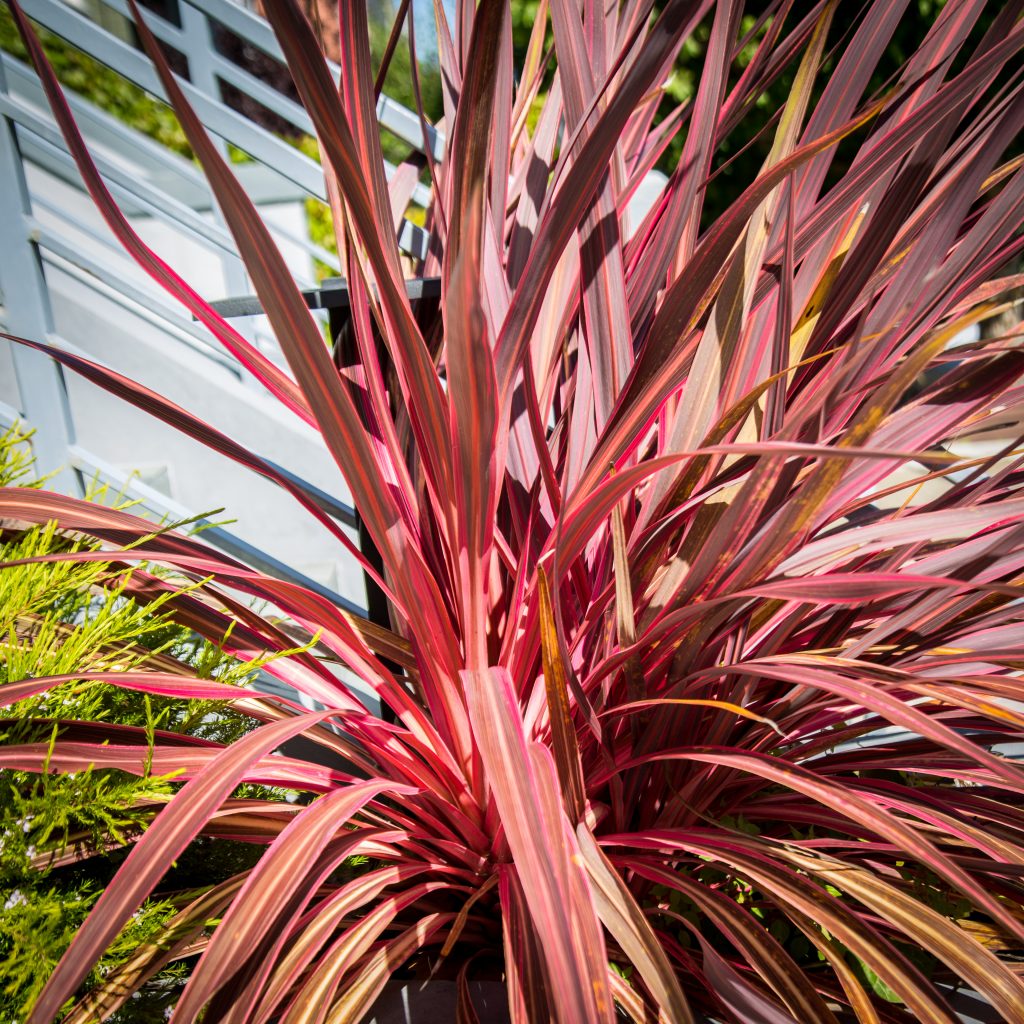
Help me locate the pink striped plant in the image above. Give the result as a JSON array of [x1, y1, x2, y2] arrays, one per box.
[[6, 0, 1024, 1020]]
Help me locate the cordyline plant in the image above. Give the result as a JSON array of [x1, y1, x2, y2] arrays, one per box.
[[5, 0, 1024, 1019]]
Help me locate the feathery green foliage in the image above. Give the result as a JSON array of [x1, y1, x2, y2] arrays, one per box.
[[0, 427, 279, 1020]]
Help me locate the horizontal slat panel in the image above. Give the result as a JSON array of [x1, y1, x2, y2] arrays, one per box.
[[68, 443, 366, 614]]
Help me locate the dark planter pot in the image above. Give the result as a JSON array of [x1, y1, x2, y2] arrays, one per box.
[[361, 983, 702, 1023], [361, 980, 511, 1024], [936, 985, 1003, 1024], [360, 981, 997, 1023]]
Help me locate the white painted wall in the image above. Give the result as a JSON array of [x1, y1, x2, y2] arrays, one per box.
[[4, 156, 365, 602]]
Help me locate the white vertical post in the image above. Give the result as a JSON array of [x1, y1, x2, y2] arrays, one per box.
[[0, 59, 82, 493], [178, 0, 267, 384]]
